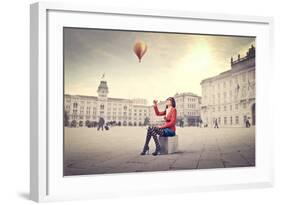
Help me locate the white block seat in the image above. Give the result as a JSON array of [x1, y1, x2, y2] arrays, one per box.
[[159, 135, 178, 154]]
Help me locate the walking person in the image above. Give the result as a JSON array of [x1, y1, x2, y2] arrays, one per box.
[[214, 118, 219, 128], [97, 117, 105, 131], [140, 97, 177, 156], [245, 117, 251, 128], [180, 119, 184, 127]]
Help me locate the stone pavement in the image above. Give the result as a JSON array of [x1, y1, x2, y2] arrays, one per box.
[[64, 126, 255, 176]]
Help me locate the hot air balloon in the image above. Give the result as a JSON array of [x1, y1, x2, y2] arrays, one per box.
[[133, 41, 147, 63]]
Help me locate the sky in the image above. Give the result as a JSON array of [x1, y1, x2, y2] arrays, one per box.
[[64, 27, 255, 104]]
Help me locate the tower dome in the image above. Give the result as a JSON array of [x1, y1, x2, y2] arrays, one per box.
[[97, 80, 109, 98]]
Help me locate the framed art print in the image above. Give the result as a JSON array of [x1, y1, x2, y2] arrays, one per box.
[[30, 2, 274, 202]]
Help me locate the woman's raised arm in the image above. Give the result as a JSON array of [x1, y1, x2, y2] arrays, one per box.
[[153, 105, 166, 116]]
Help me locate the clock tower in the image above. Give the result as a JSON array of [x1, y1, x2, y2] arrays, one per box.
[[97, 80, 109, 100]]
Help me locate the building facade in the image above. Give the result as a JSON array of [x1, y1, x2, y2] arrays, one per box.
[[200, 45, 256, 127], [64, 80, 150, 127], [65, 81, 202, 127]]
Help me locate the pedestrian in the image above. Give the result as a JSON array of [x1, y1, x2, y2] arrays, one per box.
[[105, 124, 109, 130], [97, 117, 105, 131], [199, 119, 203, 128], [214, 118, 219, 128], [180, 119, 184, 127], [245, 118, 251, 128]]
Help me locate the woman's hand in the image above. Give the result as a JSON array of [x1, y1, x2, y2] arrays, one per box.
[[153, 100, 158, 106]]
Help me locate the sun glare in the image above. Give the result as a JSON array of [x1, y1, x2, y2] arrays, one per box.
[[180, 39, 214, 73]]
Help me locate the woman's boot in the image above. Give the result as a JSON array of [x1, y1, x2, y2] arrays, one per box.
[[140, 127, 152, 155], [152, 135, 161, 156]]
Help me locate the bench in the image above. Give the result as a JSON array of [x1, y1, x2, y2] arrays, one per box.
[[159, 135, 178, 154]]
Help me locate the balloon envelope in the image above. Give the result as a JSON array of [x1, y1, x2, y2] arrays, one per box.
[[133, 41, 147, 62]]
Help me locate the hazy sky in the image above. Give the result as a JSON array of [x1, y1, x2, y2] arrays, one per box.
[[64, 28, 255, 103]]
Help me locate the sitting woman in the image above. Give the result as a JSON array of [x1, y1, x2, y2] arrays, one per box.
[[140, 97, 177, 156]]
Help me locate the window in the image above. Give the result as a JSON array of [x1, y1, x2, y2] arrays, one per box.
[[100, 104, 104, 110], [244, 115, 247, 123], [230, 105, 232, 111], [235, 116, 239, 124], [73, 102, 78, 108], [230, 116, 233, 125], [224, 117, 227, 125], [224, 106, 227, 111]]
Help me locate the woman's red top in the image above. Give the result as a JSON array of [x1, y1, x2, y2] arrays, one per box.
[[153, 105, 177, 132]]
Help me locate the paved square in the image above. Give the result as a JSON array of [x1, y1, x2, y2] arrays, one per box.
[[64, 126, 255, 176]]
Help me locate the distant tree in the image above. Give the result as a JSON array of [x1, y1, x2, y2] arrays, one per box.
[[91, 121, 98, 127], [71, 120, 77, 127], [176, 117, 184, 127], [85, 120, 90, 127]]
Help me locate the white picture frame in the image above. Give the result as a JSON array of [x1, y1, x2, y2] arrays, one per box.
[[30, 2, 274, 202]]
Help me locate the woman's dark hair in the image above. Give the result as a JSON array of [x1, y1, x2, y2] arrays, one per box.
[[166, 97, 176, 108]]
